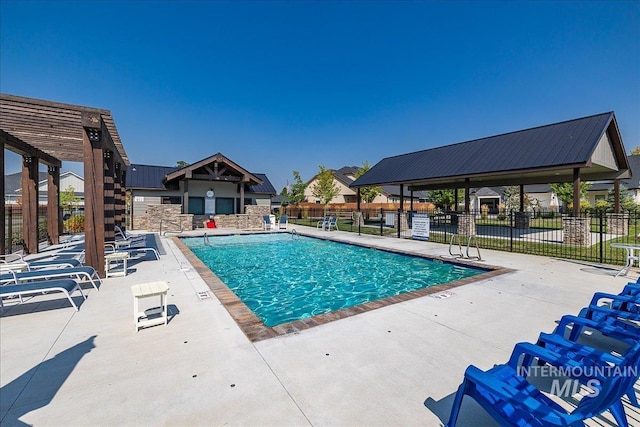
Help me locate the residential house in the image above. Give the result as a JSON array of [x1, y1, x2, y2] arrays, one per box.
[[304, 166, 422, 204], [4, 171, 85, 209]]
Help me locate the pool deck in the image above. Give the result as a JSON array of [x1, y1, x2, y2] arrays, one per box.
[[1, 226, 639, 426]]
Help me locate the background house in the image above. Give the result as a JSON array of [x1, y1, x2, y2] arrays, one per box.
[[4, 171, 85, 208], [304, 166, 422, 204]]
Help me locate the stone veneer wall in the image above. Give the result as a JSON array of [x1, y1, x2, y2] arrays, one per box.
[[457, 213, 476, 237], [562, 217, 591, 246], [209, 205, 271, 230], [135, 204, 194, 233], [398, 212, 408, 233], [606, 213, 628, 236]]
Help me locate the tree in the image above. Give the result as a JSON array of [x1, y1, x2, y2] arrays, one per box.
[[280, 186, 288, 196], [427, 190, 455, 210], [311, 166, 339, 212], [176, 160, 189, 168], [60, 185, 80, 213], [354, 161, 382, 203], [606, 184, 637, 211], [631, 147, 640, 155], [288, 171, 307, 206], [502, 186, 535, 211], [549, 182, 592, 205]]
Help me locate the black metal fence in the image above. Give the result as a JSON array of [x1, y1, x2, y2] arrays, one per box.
[[4, 205, 49, 253], [285, 206, 640, 266]]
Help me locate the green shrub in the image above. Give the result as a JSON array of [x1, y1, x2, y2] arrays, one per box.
[[64, 214, 85, 233]]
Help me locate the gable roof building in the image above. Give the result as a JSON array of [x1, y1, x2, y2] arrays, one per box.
[[125, 153, 276, 229], [352, 112, 630, 214]]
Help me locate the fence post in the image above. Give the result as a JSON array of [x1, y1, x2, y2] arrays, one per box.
[[380, 208, 384, 236], [509, 209, 514, 252], [599, 210, 604, 264]]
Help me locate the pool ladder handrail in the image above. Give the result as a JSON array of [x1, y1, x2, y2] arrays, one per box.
[[448, 234, 482, 261], [291, 229, 299, 239], [203, 233, 210, 246]]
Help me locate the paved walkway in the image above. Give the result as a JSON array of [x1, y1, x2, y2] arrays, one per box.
[[1, 226, 638, 426]]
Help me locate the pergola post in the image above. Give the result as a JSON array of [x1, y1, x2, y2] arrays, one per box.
[[104, 149, 115, 243], [356, 187, 361, 211], [239, 181, 245, 214], [22, 155, 39, 254], [519, 184, 524, 212], [399, 184, 404, 212], [82, 113, 106, 277], [0, 144, 5, 255], [614, 179, 621, 213], [47, 165, 60, 245], [573, 168, 581, 216]]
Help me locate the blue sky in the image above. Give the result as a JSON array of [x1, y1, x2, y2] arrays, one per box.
[[2, 0, 639, 193]]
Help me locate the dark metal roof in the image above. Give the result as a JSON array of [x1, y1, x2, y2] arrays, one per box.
[[126, 164, 276, 195], [352, 112, 629, 190], [126, 164, 178, 189], [4, 172, 48, 194], [247, 173, 276, 195]]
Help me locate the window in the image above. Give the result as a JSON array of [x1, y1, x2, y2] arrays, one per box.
[[162, 196, 181, 205], [188, 197, 205, 215], [216, 197, 235, 214]]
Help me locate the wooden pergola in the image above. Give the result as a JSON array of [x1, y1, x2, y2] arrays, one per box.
[[1, 94, 130, 277]]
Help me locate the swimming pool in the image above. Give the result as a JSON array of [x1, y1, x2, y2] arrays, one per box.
[[183, 233, 488, 328]]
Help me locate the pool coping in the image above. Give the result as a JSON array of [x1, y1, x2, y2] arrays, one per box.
[[172, 232, 513, 342]]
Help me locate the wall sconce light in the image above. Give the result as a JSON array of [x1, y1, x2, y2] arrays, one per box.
[[23, 155, 33, 165], [47, 165, 57, 172], [103, 150, 112, 160]]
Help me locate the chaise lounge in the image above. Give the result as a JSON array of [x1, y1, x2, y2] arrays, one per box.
[[0, 279, 86, 312]]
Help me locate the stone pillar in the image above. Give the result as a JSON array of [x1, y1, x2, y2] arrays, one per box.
[[606, 213, 628, 236], [562, 217, 591, 246], [354, 211, 364, 227], [458, 213, 476, 237], [514, 212, 530, 229], [397, 212, 408, 232]]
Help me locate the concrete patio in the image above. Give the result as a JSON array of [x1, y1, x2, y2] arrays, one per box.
[[1, 226, 638, 426]]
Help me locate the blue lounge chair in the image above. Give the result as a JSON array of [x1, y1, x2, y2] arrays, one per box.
[[0, 279, 86, 311], [0, 266, 101, 290], [263, 215, 275, 230], [447, 341, 640, 426], [317, 216, 330, 230], [326, 216, 338, 231], [278, 215, 288, 230]]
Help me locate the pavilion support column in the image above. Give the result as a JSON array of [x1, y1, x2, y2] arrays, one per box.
[[464, 179, 470, 213], [239, 182, 245, 214], [22, 155, 39, 254], [47, 165, 60, 245], [514, 184, 529, 229], [563, 167, 590, 246], [573, 168, 581, 217], [82, 113, 106, 277], [397, 184, 407, 237], [410, 190, 414, 211], [606, 179, 627, 235], [454, 188, 458, 212], [103, 150, 115, 243], [0, 144, 5, 255], [459, 179, 475, 236], [183, 179, 189, 214]]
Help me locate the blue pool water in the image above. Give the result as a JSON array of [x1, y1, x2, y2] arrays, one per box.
[[183, 234, 486, 327]]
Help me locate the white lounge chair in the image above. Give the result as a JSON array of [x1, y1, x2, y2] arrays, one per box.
[[317, 216, 330, 230], [326, 216, 339, 231], [263, 215, 275, 231], [0, 266, 101, 290], [0, 279, 86, 311]]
